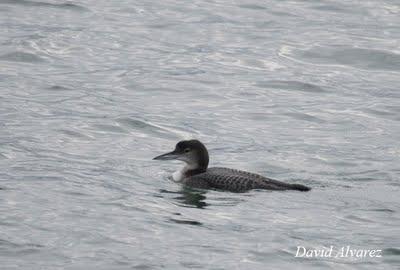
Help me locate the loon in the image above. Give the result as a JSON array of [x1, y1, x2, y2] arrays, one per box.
[[153, 140, 311, 192]]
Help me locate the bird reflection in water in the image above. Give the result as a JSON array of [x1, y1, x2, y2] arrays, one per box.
[[159, 188, 207, 226], [159, 188, 209, 209]]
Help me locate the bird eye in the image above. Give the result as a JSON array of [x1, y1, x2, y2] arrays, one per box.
[[184, 148, 191, 153]]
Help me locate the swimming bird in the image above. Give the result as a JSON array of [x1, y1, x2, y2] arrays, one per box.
[[153, 140, 311, 192]]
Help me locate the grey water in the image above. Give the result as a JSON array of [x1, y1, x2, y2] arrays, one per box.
[[0, 0, 399, 269]]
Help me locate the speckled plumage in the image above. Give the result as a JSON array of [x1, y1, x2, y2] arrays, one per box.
[[183, 167, 310, 192]]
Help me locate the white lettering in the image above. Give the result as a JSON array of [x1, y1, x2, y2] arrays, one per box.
[[295, 246, 306, 257]]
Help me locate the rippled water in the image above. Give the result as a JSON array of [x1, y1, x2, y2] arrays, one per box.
[[1, 0, 399, 269]]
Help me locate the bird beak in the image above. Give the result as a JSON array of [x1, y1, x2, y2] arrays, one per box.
[[153, 150, 180, 160]]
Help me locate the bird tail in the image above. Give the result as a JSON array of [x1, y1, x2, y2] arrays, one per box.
[[290, 183, 311, 192]]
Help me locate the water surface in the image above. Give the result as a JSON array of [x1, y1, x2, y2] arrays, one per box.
[[0, 0, 399, 269]]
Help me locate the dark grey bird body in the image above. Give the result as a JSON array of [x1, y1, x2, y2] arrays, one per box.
[[185, 167, 310, 192], [153, 140, 311, 192]]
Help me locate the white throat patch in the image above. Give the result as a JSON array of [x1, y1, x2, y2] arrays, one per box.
[[172, 164, 197, 182]]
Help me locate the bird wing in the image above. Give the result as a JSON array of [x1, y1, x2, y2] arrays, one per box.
[[187, 167, 293, 192]]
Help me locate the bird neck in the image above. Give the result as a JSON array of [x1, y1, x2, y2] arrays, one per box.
[[184, 162, 207, 176], [185, 167, 207, 177], [172, 163, 206, 182]]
